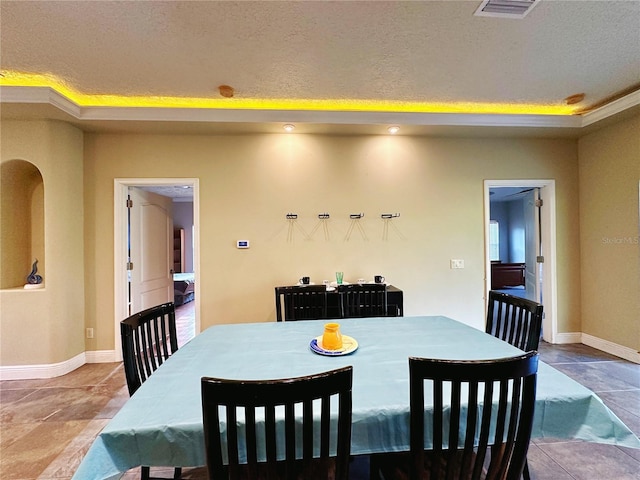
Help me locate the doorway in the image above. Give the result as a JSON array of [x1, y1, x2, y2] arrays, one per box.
[[484, 180, 557, 343], [114, 178, 200, 361]]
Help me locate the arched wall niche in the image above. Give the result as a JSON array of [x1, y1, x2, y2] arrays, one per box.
[[1, 159, 45, 289]]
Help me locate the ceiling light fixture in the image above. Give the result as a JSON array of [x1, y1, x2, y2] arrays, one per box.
[[218, 85, 234, 98], [564, 93, 585, 105], [283, 124, 295, 132], [387, 125, 400, 135]]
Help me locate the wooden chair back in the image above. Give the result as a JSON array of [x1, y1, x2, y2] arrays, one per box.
[[275, 285, 328, 321], [120, 302, 179, 396], [201, 366, 353, 480], [409, 352, 538, 480], [121, 302, 182, 479], [338, 283, 387, 318], [486, 291, 543, 351]]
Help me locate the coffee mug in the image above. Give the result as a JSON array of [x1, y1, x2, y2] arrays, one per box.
[[299, 276, 310, 285], [374, 275, 385, 284]]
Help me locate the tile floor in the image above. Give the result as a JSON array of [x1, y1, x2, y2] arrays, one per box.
[[1, 316, 638, 479]]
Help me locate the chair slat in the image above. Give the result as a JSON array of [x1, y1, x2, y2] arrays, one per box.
[[320, 394, 331, 458], [265, 404, 277, 461], [462, 381, 479, 477], [302, 399, 313, 461], [226, 406, 239, 466], [245, 407, 258, 469]]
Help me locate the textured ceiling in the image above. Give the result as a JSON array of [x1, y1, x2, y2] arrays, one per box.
[[1, 0, 639, 133], [137, 185, 194, 201]]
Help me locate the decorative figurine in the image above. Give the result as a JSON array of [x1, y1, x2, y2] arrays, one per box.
[[26, 259, 43, 284]]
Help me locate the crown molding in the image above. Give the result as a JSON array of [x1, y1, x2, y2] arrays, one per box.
[[580, 89, 640, 127], [3, 84, 638, 132], [0, 85, 81, 117]]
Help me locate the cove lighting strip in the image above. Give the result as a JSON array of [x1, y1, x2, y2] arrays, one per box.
[[0, 71, 577, 116]]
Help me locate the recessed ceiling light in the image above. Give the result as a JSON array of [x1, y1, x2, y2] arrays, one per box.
[[283, 124, 295, 132], [387, 125, 400, 134]]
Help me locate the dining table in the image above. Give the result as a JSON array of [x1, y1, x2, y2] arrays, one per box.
[[72, 316, 640, 480]]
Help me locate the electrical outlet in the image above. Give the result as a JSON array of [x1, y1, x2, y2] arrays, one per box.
[[86, 328, 94, 339], [450, 259, 464, 269]]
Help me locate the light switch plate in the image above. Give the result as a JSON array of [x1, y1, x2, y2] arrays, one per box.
[[450, 259, 464, 269]]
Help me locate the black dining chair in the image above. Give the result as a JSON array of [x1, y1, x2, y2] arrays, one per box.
[[370, 351, 539, 480], [201, 366, 353, 480], [275, 285, 328, 321], [338, 283, 387, 318], [486, 291, 544, 352], [120, 302, 182, 480]]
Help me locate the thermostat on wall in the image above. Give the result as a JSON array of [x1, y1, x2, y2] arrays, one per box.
[[237, 240, 250, 249]]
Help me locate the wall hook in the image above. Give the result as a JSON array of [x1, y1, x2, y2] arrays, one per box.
[[381, 213, 400, 219], [350, 213, 364, 219], [286, 213, 298, 220], [318, 213, 330, 219]]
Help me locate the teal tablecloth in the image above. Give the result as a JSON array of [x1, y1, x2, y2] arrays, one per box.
[[72, 316, 640, 480]]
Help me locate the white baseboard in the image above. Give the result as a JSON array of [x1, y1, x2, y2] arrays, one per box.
[[0, 352, 86, 380], [85, 350, 118, 363], [0, 350, 118, 380], [552, 332, 583, 344], [581, 334, 640, 364], [549, 332, 640, 364]]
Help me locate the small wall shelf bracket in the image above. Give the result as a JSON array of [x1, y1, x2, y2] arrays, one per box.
[[285, 213, 298, 220], [349, 213, 364, 219], [381, 213, 400, 219]]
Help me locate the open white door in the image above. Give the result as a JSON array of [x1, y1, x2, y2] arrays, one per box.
[[128, 187, 173, 314], [523, 188, 542, 303], [485, 180, 557, 344]]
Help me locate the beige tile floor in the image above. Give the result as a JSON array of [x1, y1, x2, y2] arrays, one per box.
[[1, 309, 639, 479]]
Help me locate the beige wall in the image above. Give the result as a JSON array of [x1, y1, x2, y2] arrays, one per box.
[[83, 132, 581, 352], [578, 114, 640, 351], [1, 120, 85, 365]]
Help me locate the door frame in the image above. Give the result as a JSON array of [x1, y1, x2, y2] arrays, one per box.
[[484, 179, 557, 343], [114, 178, 200, 361]]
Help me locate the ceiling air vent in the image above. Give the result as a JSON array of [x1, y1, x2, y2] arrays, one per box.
[[474, 0, 541, 19]]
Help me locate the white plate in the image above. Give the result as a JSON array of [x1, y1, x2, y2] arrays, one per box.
[[309, 335, 359, 356]]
